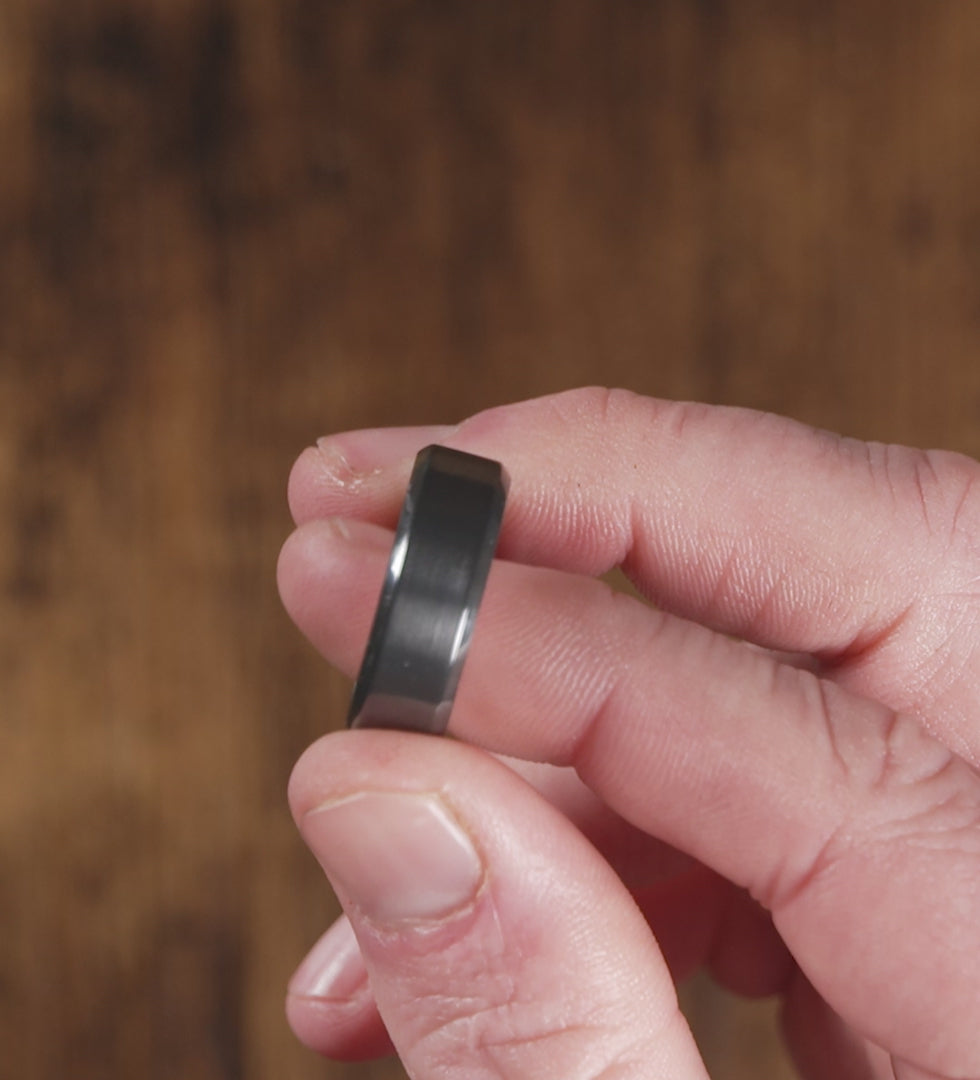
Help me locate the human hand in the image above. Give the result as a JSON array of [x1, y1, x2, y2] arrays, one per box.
[[278, 388, 980, 1080]]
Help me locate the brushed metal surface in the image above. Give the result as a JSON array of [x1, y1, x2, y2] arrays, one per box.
[[348, 446, 508, 734]]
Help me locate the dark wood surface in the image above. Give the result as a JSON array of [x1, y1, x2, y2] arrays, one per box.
[[3, 2, 979, 1077]]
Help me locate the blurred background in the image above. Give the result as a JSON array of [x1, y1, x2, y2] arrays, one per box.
[[2, 2, 979, 1077]]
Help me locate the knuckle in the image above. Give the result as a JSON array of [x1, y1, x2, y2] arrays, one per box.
[[768, 685, 980, 911], [883, 445, 980, 557], [903, 452, 980, 710], [863, 721, 980, 853], [392, 921, 656, 1080], [544, 385, 639, 433], [850, 446, 980, 712], [552, 385, 678, 441], [411, 991, 646, 1080]]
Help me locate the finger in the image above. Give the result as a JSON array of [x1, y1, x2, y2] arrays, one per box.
[[284, 764, 694, 1061], [498, 760, 794, 994], [286, 916, 395, 1060], [287, 847, 788, 1065], [288, 775, 789, 1063], [287, 387, 980, 670], [290, 386, 980, 768], [289, 730, 712, 1080], [497, 756, 695, 887], [279, 517, 980, 1076]]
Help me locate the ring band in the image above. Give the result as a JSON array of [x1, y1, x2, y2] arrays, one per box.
[[347, 445, 508, 734]]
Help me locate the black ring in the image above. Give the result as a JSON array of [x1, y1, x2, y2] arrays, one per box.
[[347, 445, 508, 734]]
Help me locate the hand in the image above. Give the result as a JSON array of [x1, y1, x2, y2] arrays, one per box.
[[278, 387, 980, 1080]]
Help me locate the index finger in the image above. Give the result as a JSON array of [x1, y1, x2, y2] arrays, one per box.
[[288, 387, 980, 666]]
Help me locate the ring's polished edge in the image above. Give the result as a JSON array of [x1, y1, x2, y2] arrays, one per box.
[[347, 445, 509, 734]]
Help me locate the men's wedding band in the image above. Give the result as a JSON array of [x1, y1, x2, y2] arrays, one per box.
[[347, 445, 508, 734]]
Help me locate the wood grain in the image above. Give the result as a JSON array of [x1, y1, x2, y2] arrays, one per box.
[[2, 2, 979, 1077]]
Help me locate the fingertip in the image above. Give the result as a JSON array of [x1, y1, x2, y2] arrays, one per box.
[[286, 731, 707, 1079], [320, 424, 456, 474], [287, 426, 456, 525], [275, 523, 310, 609], [285, 916, 395, 1061], [277, 517, 389, 643], [286, 989, 394, 1061], [285, 439, 395, 527], [276, 519, 347, 625], [286, 446, 314, 524], [286, 733, 328, 829]]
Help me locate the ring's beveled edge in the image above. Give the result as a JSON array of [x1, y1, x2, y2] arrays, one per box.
[[344, 450, 425, 727]]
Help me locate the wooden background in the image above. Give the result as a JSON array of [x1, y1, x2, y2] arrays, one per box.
[[2, 2, 979, 1077]]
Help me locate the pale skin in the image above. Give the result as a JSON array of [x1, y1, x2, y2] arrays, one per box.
[[277, 387, 980, 1080]]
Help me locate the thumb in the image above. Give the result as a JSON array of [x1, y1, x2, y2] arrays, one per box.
[[288, 730, 710, 1079]]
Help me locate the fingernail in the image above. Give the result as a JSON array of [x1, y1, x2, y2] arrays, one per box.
[[301, 791, 484, 924], [317, 425, 455, 477], [288, 917, 367, 1000]]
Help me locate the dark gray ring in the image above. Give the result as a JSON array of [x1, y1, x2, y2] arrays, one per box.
[[347, 445, 508, 734]]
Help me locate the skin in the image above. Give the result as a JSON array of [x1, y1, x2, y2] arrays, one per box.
[[277, 387, 980, 1080]]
